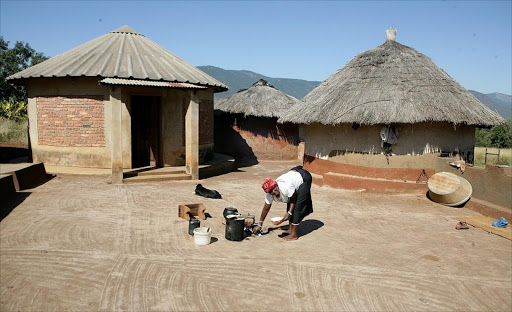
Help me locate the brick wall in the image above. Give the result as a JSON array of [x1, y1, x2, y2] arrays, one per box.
[[182, 99, 214, 146], [199, 100, 213, 145], [37, 96, 105, 147]]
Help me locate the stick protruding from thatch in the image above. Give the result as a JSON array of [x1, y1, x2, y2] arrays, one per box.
[[386, 26, 397, 41]]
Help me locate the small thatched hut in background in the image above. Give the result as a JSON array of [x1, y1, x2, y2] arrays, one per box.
[[215, 79, 303, 163], [279, 27, 505, 192], [7, 26, 227, 182]]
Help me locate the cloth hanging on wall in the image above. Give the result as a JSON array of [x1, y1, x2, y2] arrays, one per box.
[[380, 126, 398, 145]]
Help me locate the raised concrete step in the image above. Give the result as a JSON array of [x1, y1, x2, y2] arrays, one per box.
[[123, 173, 191, 183], [0, 162, 52, 191], [321, 171, 428, 193], [137, 168, 187, 176]]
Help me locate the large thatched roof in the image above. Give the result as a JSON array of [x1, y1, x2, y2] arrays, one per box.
[[279, 29, 505, 126], [7, 26, 228, 92], [215, 79, 303, 118]]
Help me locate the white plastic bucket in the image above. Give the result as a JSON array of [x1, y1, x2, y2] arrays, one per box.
[[193, 227, 212, 245]]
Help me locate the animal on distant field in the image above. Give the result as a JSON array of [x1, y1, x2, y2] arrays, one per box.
[[195, 184, 222, 199]]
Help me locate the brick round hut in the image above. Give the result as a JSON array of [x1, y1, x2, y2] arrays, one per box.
[[7, 26, 228, 182], [214, 79, 303, 163], [279, 27, 505, 192]]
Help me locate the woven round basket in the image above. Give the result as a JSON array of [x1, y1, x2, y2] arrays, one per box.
[[427, 172, 472, 206]]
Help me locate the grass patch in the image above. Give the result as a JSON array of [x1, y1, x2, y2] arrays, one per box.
[[474, 147, 512, 168], [0, 118, 28, 146]]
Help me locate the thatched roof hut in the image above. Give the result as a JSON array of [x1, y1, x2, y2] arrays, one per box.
[[214, 79, 303, 162], [284, 28, 505, 193], [215, 79, 303, 117], [279, 28, 505, 127]]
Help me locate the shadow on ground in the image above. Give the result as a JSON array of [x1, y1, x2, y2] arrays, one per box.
[[0, 146, 29, 163], [270, 219, 324, 238], [0, 192, 30, 221], [298, 219, 324, 237]]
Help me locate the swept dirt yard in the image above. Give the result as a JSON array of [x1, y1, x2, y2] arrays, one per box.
[[1, 161, 511, 311]]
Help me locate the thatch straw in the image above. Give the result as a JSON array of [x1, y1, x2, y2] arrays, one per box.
[[279, 39, 505, 127], [215, 79, 303, 118]]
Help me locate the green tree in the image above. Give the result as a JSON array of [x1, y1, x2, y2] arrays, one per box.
[[475, 127, 492, 147], [490, 121, 512, 148], [0, 97, 28, 121], [0, 36, 49, 103]]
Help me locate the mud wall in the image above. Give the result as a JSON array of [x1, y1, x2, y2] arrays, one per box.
[[434, 159, 512, 215], [214, 113, 300, 163], [305, 122, 475, 169]]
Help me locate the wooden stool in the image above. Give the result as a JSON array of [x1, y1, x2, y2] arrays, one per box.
[[178, 204, 206, 220]]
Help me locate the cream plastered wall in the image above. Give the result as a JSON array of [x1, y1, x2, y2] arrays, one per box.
[[120, 86, 214, 167], [305, 122, 475, 168], [160, 89, 185, 166], [158, 88, 212, 166]]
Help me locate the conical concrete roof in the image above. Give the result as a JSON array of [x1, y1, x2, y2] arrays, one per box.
[[215, 79, 303, 118], [279, 29, 504, 126], [7, 26, 228, 91]]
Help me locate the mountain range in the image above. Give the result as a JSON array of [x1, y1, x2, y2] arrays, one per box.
[[198, 66, 321, 100], [198, 66, 511, 120], [468, 91, 511, 120]]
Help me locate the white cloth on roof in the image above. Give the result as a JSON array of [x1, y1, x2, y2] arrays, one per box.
[[264, 170, 303, 205]]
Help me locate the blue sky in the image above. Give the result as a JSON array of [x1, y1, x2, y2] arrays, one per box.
[[1, 0, 511, 94]]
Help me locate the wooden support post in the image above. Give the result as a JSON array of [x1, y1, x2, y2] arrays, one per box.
[[110, 86, 123, 184], [185, 91, 199, 180]]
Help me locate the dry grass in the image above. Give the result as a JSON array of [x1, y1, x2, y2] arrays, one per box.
[[215, 79, 302, 118], [280, 40, 504, 126], [0, 118, 28, 146], [474, 147, 512, 167]]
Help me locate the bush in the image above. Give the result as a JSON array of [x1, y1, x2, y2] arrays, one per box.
[[490, 122, 512, 148], [0, 97, 27, 121], [475, 127, 491, 147], [475, 121, 512, 148]]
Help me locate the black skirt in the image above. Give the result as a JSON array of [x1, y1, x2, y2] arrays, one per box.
[[287, 166, 313, 224]]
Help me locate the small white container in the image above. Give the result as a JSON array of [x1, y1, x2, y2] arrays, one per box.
[[193, 227, 212, 245], [271, 217, 283, 224]]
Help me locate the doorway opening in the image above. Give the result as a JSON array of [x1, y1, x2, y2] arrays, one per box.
[[131, 96, 160, 168]]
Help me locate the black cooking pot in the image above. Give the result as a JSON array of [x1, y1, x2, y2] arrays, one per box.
[[225, 216, 245, 241], [188, 218, 200, 235], [223, 207, 238, 220]]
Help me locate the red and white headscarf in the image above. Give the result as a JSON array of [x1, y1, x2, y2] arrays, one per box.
[[261, 177, 277, 193]]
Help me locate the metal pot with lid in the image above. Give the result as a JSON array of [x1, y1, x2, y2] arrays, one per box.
[[239, 213, 255, 228], [223, 207, 238, 220]]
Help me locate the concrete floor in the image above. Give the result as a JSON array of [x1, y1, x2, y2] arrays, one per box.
[[1, 161, 511, 311]]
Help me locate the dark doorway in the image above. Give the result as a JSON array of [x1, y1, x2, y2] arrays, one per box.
[[131, 96, 160, 168]]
